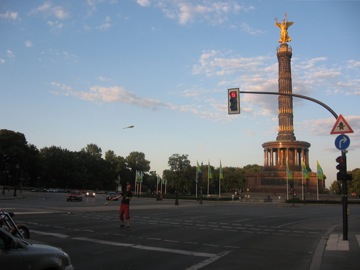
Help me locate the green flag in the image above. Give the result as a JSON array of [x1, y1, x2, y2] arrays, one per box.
[[317, 160, 324, 180], [286, 163, 293, 180], [196, 161, 202, 180], [302, 161, 309, 178], [219, 161, 223, 180], [208, 161, 212, 179]]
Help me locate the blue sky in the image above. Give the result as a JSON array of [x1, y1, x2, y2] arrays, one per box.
[[1, 0, 359, 187]]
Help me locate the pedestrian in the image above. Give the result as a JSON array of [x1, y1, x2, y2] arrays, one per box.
[[111, 183, 133, 229]]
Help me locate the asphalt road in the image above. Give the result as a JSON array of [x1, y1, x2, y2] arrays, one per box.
[[1, 191, 358, 270]]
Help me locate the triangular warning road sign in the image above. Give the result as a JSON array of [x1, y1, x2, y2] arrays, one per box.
[[330, 114, 354, 134]]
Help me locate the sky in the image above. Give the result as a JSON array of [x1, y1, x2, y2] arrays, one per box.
[[1, 0, 359, 187]]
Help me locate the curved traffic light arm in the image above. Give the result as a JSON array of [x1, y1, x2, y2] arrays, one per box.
[[239, 91, 338, 119]]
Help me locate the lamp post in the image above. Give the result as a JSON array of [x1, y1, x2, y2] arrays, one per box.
[[175, 170, 179, 205], [13, 164, 19, 197], [199, 162, 203, 205]]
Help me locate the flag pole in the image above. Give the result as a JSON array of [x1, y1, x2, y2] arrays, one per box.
[[316, 160, 323, 201], [219, 175, 221, 199], [195, 164, 198, 198], [207, 173, 209, 197], [301, 165, 304, 202], [207, 161, 210, 197], [219, 160, 222, 199], [286, 160, 289, 201], [286, 170, 289, 201], [317, 177, 319, 201], [156, 175, 159, 194]]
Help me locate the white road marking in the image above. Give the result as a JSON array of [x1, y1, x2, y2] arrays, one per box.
[[31, 230, 222, 258], [31, 230, 69, 238], [185, 250, 232, 270], [74, 237, 217, 257]]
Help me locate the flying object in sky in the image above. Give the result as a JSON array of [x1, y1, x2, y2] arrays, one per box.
[[123, 125, 135, 129]]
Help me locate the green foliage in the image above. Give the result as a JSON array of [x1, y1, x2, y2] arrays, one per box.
[[329, 180, 341, 195], [1, 129, 264, 194], [348, 168, 360, 196], [0, 129, 151, 191], [126, 151, 150, 173]]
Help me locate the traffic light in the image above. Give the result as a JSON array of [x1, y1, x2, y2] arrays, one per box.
[[336, 155, 352, 181], [228, 88, 240, 114], [336, 155, 346, 181]]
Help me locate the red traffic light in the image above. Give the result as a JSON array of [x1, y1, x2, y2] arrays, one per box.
[[230, 91, 237, 98], [228, 88, 240, 114], [336, 156, 345, 163]]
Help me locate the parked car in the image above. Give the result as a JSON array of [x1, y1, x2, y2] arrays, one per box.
[[66, 190, 82, 202], [85, 190, 96, 197], [106, 191, 119, 200], [0, 228, 74, 270]]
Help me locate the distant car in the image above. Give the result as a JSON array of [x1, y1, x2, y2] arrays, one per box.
[[85, 190, 96, 197], [106, 191, 119, 201], [66, 190, 82, 202], [0, 227, 74, 270]]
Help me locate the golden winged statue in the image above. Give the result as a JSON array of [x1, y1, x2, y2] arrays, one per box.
[[275, 13, 294, 43]]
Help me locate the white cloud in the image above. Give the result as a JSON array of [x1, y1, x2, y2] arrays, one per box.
[[96, 16, 112, 31], [51, 82, 172, 110], [347, 60, 360, 69], [137, 0, 151, 7], [192, 50, 271, 77], [30, 2, 69, 20], [0, 11, 19, 20], [47, 20, 64, 30], [6, 50, 15, 58], [150, 0, 253, 25], [25, 40, 33, 48], [97, 76, 111, 82], [239, 22, 264, 35]]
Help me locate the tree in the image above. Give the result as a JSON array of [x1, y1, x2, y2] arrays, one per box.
[[125, 151, 150, 188], [81, 144, 102, 159], [40, 146, 77, 188], [166, 154, 192, 194], [126, 151, 150, 173], [168, 154, 191, 171], [0, 129, 32, 195], [348, 168, 360, 196], [329, 180, 341, 195], [105, 150, 128, 190]]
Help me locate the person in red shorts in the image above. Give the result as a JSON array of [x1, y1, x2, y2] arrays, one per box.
[[112, 183, 133, 229]]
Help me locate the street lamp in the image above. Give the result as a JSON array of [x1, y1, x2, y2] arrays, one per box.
[[199, 162, 203, 205], [175, 171, 179, 205]]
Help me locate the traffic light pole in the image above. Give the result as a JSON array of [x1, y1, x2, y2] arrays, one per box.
[[238, 90, 352, 240], [341, 150, 348, 240]]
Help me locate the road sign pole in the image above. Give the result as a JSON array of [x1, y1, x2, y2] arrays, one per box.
[[341, 150, 348, 240]]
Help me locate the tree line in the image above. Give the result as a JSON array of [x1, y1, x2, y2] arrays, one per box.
[[0, 129, 261, 196], [1, 129, 359, 197]]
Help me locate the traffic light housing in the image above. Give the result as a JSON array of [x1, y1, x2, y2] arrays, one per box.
[[228, 88, 240, 114], [336, 155, 352, 181]]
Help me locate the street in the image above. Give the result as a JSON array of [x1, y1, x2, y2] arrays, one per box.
[[1, 191, 359, 270]]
